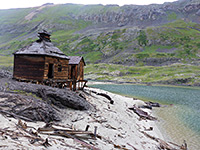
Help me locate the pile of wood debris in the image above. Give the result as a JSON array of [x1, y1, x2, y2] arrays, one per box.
[[0, 118, 101, 149], [0, 92, 60, 122]]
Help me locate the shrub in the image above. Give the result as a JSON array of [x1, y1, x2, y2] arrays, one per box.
[[135, 53, 150, 59], [137, 30, 148, 46]]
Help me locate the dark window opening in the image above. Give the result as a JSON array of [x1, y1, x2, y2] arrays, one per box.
[[48, 64, 54, 78], [58, 65, 62, 72]]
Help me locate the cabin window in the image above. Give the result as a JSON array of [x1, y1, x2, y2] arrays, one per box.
[[58, 65, 62, 72]]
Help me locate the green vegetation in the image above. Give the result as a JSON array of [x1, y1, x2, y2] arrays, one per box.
[[2, 20, 198, 64], [11, 90, 42, 100], [85, 63, 200, 85], [144, 20, 200, 60], [58, 20, 199, 64], [167, 12, 177, 21], [0, 4, 199, 64], [0, 56, 13, 67], [137, 30, 148, 46], [83, 51, 102, 63], [0, 8, 34, 24], [0, 38, 35, 54]]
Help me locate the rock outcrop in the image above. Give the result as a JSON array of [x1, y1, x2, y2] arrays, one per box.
[[0, 70, 91, 122], [77, 0, 200, 27], [0, 92, 60, 122], [0, 78, 91, 110]]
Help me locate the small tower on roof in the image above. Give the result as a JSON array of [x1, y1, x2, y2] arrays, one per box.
[[37, 30, 51, 42]]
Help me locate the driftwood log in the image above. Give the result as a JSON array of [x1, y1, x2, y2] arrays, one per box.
[[0, 109, 34, 122], [96, 93, 114, 104], [129, 105, 157, 120], [2, 119, 100, 149], [145, 101, 161, 107], [38, 123, 101, 150], [38, 123, 101, 139], [140, 131, 188, 150], [139, 101, 161, 110], [86, 89, 114, 104], [0, 118, 101, 149]]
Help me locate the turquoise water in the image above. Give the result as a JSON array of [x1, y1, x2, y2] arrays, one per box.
[[90, 84, 200, 149]]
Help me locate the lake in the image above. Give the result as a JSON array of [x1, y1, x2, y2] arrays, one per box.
[[90, 84, 200, 150]]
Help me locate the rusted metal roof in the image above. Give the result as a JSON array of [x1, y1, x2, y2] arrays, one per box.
[[14, 41, 69, 59], [68, 56, 86, 65]]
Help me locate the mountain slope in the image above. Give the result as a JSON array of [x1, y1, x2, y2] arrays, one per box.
[[0, 0, 199, 66]]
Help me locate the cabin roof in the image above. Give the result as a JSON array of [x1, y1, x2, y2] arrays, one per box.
[[68, 56, 86, 66], [14, 41, 69, 59]]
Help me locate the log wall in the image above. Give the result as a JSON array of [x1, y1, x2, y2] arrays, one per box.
[[13, 55, 45, 81]]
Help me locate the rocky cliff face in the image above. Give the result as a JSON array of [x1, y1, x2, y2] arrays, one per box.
[[76, 0, 200, 28]]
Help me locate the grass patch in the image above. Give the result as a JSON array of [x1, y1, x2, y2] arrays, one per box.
[[167, 12, 177, 21], [83, 51, 103, 63], [85, 63, 200, 84], [0, 56, 13, 67]]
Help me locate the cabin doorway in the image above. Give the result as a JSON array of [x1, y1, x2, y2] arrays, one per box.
[[71, 65, 76, 91], [71, 66, 76, 80], [48, 64, 54, 79]]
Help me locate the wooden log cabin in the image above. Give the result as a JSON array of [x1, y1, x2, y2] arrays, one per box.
[[13, 30, 87, 90]]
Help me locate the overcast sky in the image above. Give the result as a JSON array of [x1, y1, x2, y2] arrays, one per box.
[[1, 0, 177, 9]]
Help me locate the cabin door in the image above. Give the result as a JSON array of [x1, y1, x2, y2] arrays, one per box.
[[48, 64, 54, 79]]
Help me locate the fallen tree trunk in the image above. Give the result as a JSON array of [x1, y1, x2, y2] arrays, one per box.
[[57, 131, 100, 150]]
